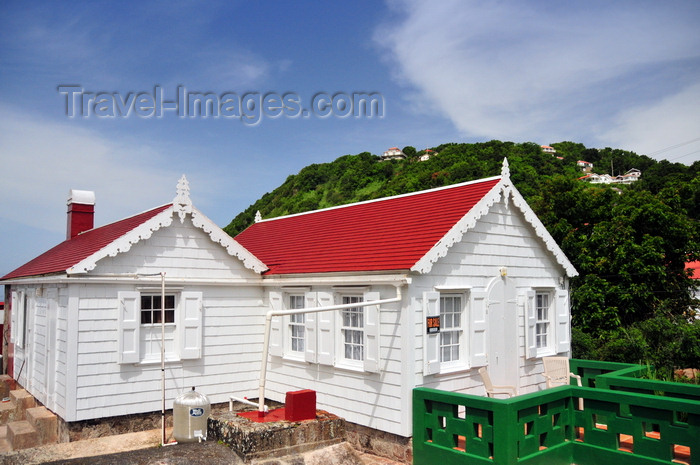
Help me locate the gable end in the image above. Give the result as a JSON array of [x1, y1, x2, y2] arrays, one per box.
[[411, 180, 578, 277], [69, 206, 268, 275]]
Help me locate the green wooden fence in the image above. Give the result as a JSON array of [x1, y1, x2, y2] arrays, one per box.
[[413, 360, 700, 465], [570, 359, 700, 402]]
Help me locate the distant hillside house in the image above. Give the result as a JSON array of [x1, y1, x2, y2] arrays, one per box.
[[579, 168, 641, 184], [577, 160, 593, 172], [419, 149, 437, 161], [381, 147, 406, 160], [619, 168, 641, 183], [541, 145, 557, 154], [2, 161, 577, 439]]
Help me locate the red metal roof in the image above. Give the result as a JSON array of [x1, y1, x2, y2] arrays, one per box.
[[2, 204, 171, 280], [235, 177, 501, 275], [687, 261, 700, 279]]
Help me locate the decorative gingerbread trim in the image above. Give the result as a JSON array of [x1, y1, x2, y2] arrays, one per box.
[[190, 207, 268, 273], [69, 176, 268, 275], [68, 207, 175, 274]]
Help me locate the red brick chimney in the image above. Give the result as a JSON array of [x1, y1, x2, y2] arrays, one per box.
[[67, 189, 95, 239]]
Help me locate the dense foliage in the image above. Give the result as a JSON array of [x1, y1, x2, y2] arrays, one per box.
[[224, 140, 700, 373]]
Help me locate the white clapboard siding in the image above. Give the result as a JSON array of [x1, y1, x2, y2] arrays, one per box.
[[68, 283, 265, 421]]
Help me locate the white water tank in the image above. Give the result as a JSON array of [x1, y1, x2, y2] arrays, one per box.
[[173, 386, 211, 443]]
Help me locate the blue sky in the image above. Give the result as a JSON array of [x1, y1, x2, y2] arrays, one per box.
[[1, 0, 699, 281]]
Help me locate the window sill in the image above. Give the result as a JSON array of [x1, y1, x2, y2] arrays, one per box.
[[282, 354, 307, 363], [136, 356, 181, 366], [436, 363, 471, 376], [334, 360, 365, 373], [536, 348, 556, 358]]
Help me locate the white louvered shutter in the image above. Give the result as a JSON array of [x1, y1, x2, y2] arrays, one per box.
[[363, 291, 381, 373], [316, 291, 335, 365], [423, 291, 441, 375], [268, 291, 283, 357], [524, 290, 537, 359], [118, 291, 140, 364], [555, 290, 571, 354], [179, 292, 203, 360], [304, 292, 318, 363], [470, 291, 488, 367]]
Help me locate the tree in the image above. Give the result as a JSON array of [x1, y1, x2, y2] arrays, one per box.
[[402, 146, 417, 158]]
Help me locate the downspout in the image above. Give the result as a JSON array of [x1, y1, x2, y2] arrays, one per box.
[[257, 284, 404, 416]]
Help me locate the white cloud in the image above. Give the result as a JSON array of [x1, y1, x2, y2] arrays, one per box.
[[0, 104, 182, 234], [377, 0, 700, 158], [602, 83, 700, 162]]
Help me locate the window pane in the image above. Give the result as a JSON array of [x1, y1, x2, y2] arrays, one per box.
[[289, 295, 304, 309], [535, 291, 551, 349], [439, 295, 462, 363], [354, 344, 363, 360], [442, 346, 451, 362], [141, 295, 176, 326], [341, 296, 364, 361]]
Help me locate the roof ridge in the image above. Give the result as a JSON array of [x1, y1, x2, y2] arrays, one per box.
[[255, 175, 502, 223]]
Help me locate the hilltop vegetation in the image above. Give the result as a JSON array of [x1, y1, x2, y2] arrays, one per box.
[[224, 140, 700, 375]]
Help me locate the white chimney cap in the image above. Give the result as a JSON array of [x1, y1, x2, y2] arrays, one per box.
[[67, 189, 96, 205]]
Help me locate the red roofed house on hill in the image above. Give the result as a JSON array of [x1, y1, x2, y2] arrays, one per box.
[[2, 161, 577, 441]]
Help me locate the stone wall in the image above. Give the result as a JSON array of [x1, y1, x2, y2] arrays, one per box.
[[345, 422, 412, 464]]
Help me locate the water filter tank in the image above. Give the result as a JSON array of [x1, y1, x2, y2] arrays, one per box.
[[173, 386, 211, 442]]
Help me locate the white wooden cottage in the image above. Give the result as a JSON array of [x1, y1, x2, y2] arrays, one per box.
[[2, 161, 577, 438], [1, 177, 267, 422]]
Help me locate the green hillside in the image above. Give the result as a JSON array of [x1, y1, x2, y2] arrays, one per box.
[[224, 140, 700, 376]]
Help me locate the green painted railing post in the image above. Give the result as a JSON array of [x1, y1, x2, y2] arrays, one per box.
[[491, 401, 518, 465]]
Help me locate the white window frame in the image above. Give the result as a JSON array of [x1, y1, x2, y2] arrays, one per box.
[[118, 290, 202, 364], [439, 292, 468, 372], [336, 294, 365, 370], [535, 290, 553, 356], [525, 286, 569, 359], [424, 289, 481, 376], [285, 294, 306, 361], [139, 293, 178, 363]]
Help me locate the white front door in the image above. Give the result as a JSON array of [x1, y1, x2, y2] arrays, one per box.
[[487, 276, 519, 388]]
